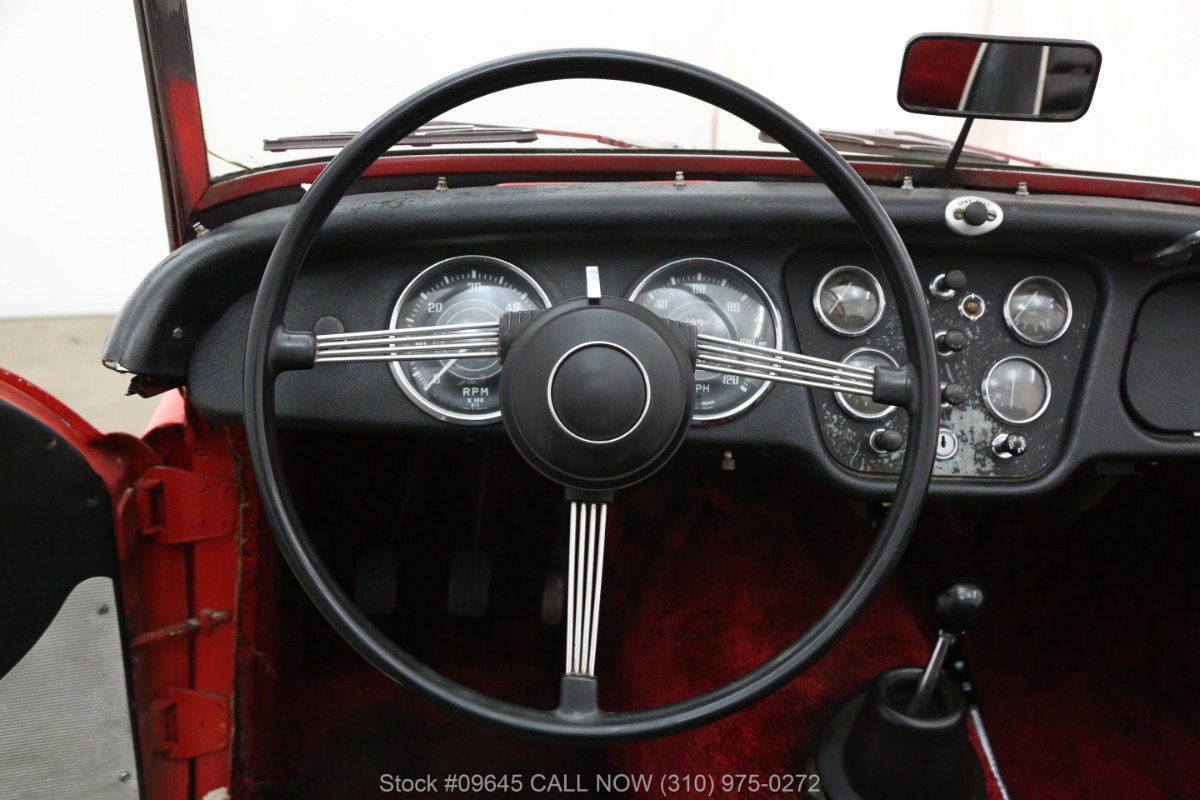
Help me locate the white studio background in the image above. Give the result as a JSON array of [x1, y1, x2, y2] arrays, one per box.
[[2, 0, 1198, 320]]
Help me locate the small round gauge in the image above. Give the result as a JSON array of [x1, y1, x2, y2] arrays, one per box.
[[388, 255, 549, 423], [629, 257, 781, 422], [835, 348, 897, 420], [1004, 276, 1072, 345], [814, 266, 886, 336], [982, 356, 1051, 424]]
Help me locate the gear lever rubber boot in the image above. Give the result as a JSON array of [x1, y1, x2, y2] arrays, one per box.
[[816, 667, 985, 800]]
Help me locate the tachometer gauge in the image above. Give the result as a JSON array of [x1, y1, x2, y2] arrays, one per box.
[[1004, 276, 1072, 345], [835, 348, 897, 420], [629, 257, 781, 422], [389, 255, 549, 423], [814, 266, 886, 336], [982, 356, 1051, 424]]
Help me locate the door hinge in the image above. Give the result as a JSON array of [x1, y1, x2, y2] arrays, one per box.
[[129, 466, 238, 544], [150, 688, 231, 759], [130, 609, 233, 648]]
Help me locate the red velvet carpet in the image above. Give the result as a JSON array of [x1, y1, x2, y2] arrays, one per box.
[[230, 432, 1200, 799]]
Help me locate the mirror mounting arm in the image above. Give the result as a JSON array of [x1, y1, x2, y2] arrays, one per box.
[[938, 117, 974, 188]]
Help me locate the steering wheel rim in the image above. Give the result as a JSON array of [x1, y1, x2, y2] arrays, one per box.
[[244, 49, 940, 742]]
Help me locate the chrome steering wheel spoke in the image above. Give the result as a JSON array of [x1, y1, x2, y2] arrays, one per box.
[[314, 320, 500, 363], [565, 497, 608, 678], [696, 333, 878, 397]]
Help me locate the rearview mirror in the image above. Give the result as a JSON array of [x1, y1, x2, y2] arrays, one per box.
[[899, 34, 1101, 122]]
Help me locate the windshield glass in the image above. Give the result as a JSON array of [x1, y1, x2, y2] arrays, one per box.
[[189, 0, 1200, 183]]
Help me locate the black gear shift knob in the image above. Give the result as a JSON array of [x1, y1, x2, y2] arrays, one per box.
[[933, 582, 986, 635]]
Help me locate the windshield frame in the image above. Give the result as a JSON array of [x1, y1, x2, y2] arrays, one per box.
[[138, 0, 1200, 250]]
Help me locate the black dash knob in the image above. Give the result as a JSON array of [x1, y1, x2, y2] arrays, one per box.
[[963, 201, 991, 226], [870, 428, 905, 453], [942, 269, 968, 291], [938, 329, 968, 353], [941, 382, 969, 406]]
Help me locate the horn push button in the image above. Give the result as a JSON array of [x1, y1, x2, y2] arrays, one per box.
[[550, 344, 649, 443], [499, 296, 695, 492]]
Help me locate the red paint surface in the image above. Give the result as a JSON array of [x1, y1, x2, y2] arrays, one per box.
[[195, 152, 1200, 215], [144, 389, 187, 436], [165, 78, 209, 225]]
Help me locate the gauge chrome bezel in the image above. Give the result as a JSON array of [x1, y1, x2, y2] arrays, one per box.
[[813, 265, 887, 336], [981, 355, 1052, 425], [835, 347, 898, 420], [1002, 276, 1073, 346], [627, 257, 783, 425], [388, 254, 551, 425]]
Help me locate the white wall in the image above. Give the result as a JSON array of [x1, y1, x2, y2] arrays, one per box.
[[0, 0, 167, 319], [3, 0, 1198, 319]]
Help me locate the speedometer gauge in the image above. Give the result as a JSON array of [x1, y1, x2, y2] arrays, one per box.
[[629, 257, 781, 422], [389, 255, 549, 423]]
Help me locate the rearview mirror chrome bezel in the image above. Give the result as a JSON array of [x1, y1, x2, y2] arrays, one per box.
[[898, 33, 1102, 123]]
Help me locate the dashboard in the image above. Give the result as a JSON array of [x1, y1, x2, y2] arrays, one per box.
[[103, 178, 1200, 499]]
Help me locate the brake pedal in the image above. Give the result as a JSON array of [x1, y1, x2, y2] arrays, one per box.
[[448, 444, 492, 617], [541, 531, 569, 626], [355, 545, 398, 615]]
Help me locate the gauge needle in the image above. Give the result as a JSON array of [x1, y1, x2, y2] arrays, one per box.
[[1013, 290, 1039, 322], [424, 359, 457, 390], [828, 284, 851, 315]]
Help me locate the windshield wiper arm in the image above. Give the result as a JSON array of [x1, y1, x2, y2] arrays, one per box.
[[264, 121, 539, 152]]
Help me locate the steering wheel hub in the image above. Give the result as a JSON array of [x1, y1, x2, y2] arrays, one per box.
[[500, 297, 694, 492]]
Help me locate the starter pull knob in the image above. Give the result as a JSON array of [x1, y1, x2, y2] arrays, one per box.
[[992, 433, 1028, 458]]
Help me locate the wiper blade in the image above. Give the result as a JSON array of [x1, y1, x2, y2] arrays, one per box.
[[263, 120, 672, 153], [264, 121, 539, 152]]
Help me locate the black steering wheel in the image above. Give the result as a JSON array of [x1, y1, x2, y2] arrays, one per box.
[[244, 49, 939, 742]]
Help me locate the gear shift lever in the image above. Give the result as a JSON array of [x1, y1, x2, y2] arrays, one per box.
[[816, 579, 988, 800], [907, 581, 985, 715]]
